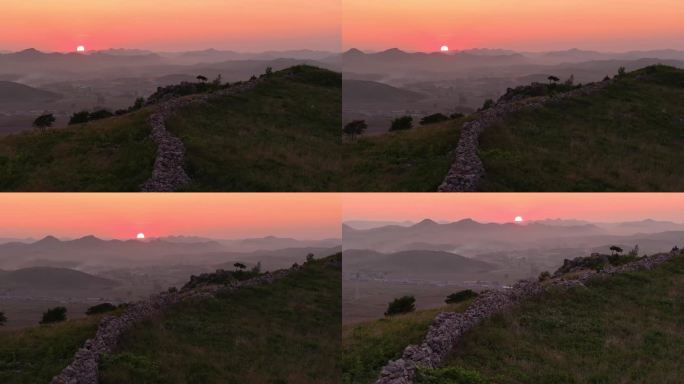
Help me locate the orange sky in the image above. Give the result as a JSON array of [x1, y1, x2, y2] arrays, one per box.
[[343, 193, 684, 223], [1, 0, 340, 52], [0, 194, 341, 240], [344, 0, 684, 52]]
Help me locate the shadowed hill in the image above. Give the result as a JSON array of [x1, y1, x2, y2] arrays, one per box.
[[0, 81, 62, 104], [0, 267, 119, 295], [342, 65, 684, 192], [0, 65, 340, 191]]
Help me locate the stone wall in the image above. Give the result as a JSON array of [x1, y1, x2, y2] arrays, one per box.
[[438, 80, 612, 192], [50, 264, 299, 384], [140, 76, 261, 192], [375, 250, 681, 384]]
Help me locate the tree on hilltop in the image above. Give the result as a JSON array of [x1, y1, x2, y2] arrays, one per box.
[[233, 262, 247, 271], [548, 75, 560, 83], [343, 120, 368, 139], [33, 113, 55, 130], [609, 245, 623, 256], [196, 75, 208, 82]]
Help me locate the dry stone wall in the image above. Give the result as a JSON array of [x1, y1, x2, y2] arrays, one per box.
[[50, 265, 299, 384], [140, 77, 261, 192], [438, 80, 612, 192], [375, 251, 681, 384]]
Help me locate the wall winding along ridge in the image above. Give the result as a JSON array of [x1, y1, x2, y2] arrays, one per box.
[[375, 251, 681, 384], [50, 265, 298, 384], [438, 80, 611, 192]]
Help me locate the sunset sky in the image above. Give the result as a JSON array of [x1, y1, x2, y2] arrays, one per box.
[[1, 0, 340, 52], [343, 194, 684, 224], [344, 0, 684, 52], [0, 194, 341, 240]]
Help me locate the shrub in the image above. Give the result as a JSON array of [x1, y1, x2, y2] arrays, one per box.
[[86, 303, 117, 315], [618, 66, 627, 77], [343, 120, 368, 139], [450, 112, 465, 119], [538, 271, 551, 282], [0, 311, 6, 326], [88, 109, 114, 121], [306, 253, 315, 263], [390, 116, 413, 131], [480, 99, 495, 111], [33, 113, 56, 129], [69, 111, 91, 125], [420, 113, 450, 125], [445, 289, 478, 304], [385, 296, 416, 316], [40, 306, 67, 324]]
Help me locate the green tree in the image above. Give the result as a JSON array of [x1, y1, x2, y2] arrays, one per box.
[[548, 75, 560, 83], [617, 66, 627, 77], [343, 120, 368, 139], [233, 262, 247, 271], [390, 116, 413, 131], [33, 113, 56, 130], [610, 245, 623, 256], [40, 307, 67, 324], [196, 75, 208, 82], [385, 296, 416, 316]]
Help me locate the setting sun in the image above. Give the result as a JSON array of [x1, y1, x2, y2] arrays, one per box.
[[136, 232, 145, 239], [440, 45, 449, 52], [514, 216, 524, 223], [76, 45, 86, 53]]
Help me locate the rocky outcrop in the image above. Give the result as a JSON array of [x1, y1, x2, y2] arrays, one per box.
[[375, 250, 681, 384], [438, 80, 612, 192], [51, 265, 299, 384]]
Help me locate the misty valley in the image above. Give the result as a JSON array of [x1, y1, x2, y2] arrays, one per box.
[[0, 234, 340, 329], [343, 218, 684, 323]]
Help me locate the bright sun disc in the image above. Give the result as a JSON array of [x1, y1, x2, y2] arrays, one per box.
[[136, 232, 145, 239], [440, 45, 449, 52], [514, 216, 524, 223], [76, 45, 86, 53]]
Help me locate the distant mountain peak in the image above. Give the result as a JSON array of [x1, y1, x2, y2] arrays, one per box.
[[415, 218, 438, 227], [36, 235, 60, 243]]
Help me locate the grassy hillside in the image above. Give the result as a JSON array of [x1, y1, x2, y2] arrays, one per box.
[[99, 254, 341, 384], [342, 121, 461, 191], [342, 301, 472, 384], [168, 65, 341, 191], [0, 110, 155, 191], [0, 316, 103, 383], [479, 65, 684, 191], [411, 255, 684, 383], [0, 65, 340, 191], [342, 65, 684, 192]]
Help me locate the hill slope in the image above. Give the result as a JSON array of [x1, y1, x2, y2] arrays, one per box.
[[0, 65, 340, 191], [342, 65, 684, 191], [0, 267, 119, 294], [0, 81, 61, 104], [99, 254, 341, 383], [478, 65, 684, 191], [344, 253, 684, 384]]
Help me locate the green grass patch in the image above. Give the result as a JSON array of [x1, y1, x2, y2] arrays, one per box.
[[167, 66, 341, 191], [0, 316, 101, 383], [100, 254, 341, 384], [341, 121, 461, 191], [478, 65, 684, 191], [342, 301, 471, 384], [0, 110, 155, 191], [437, 254, 684, 383]]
